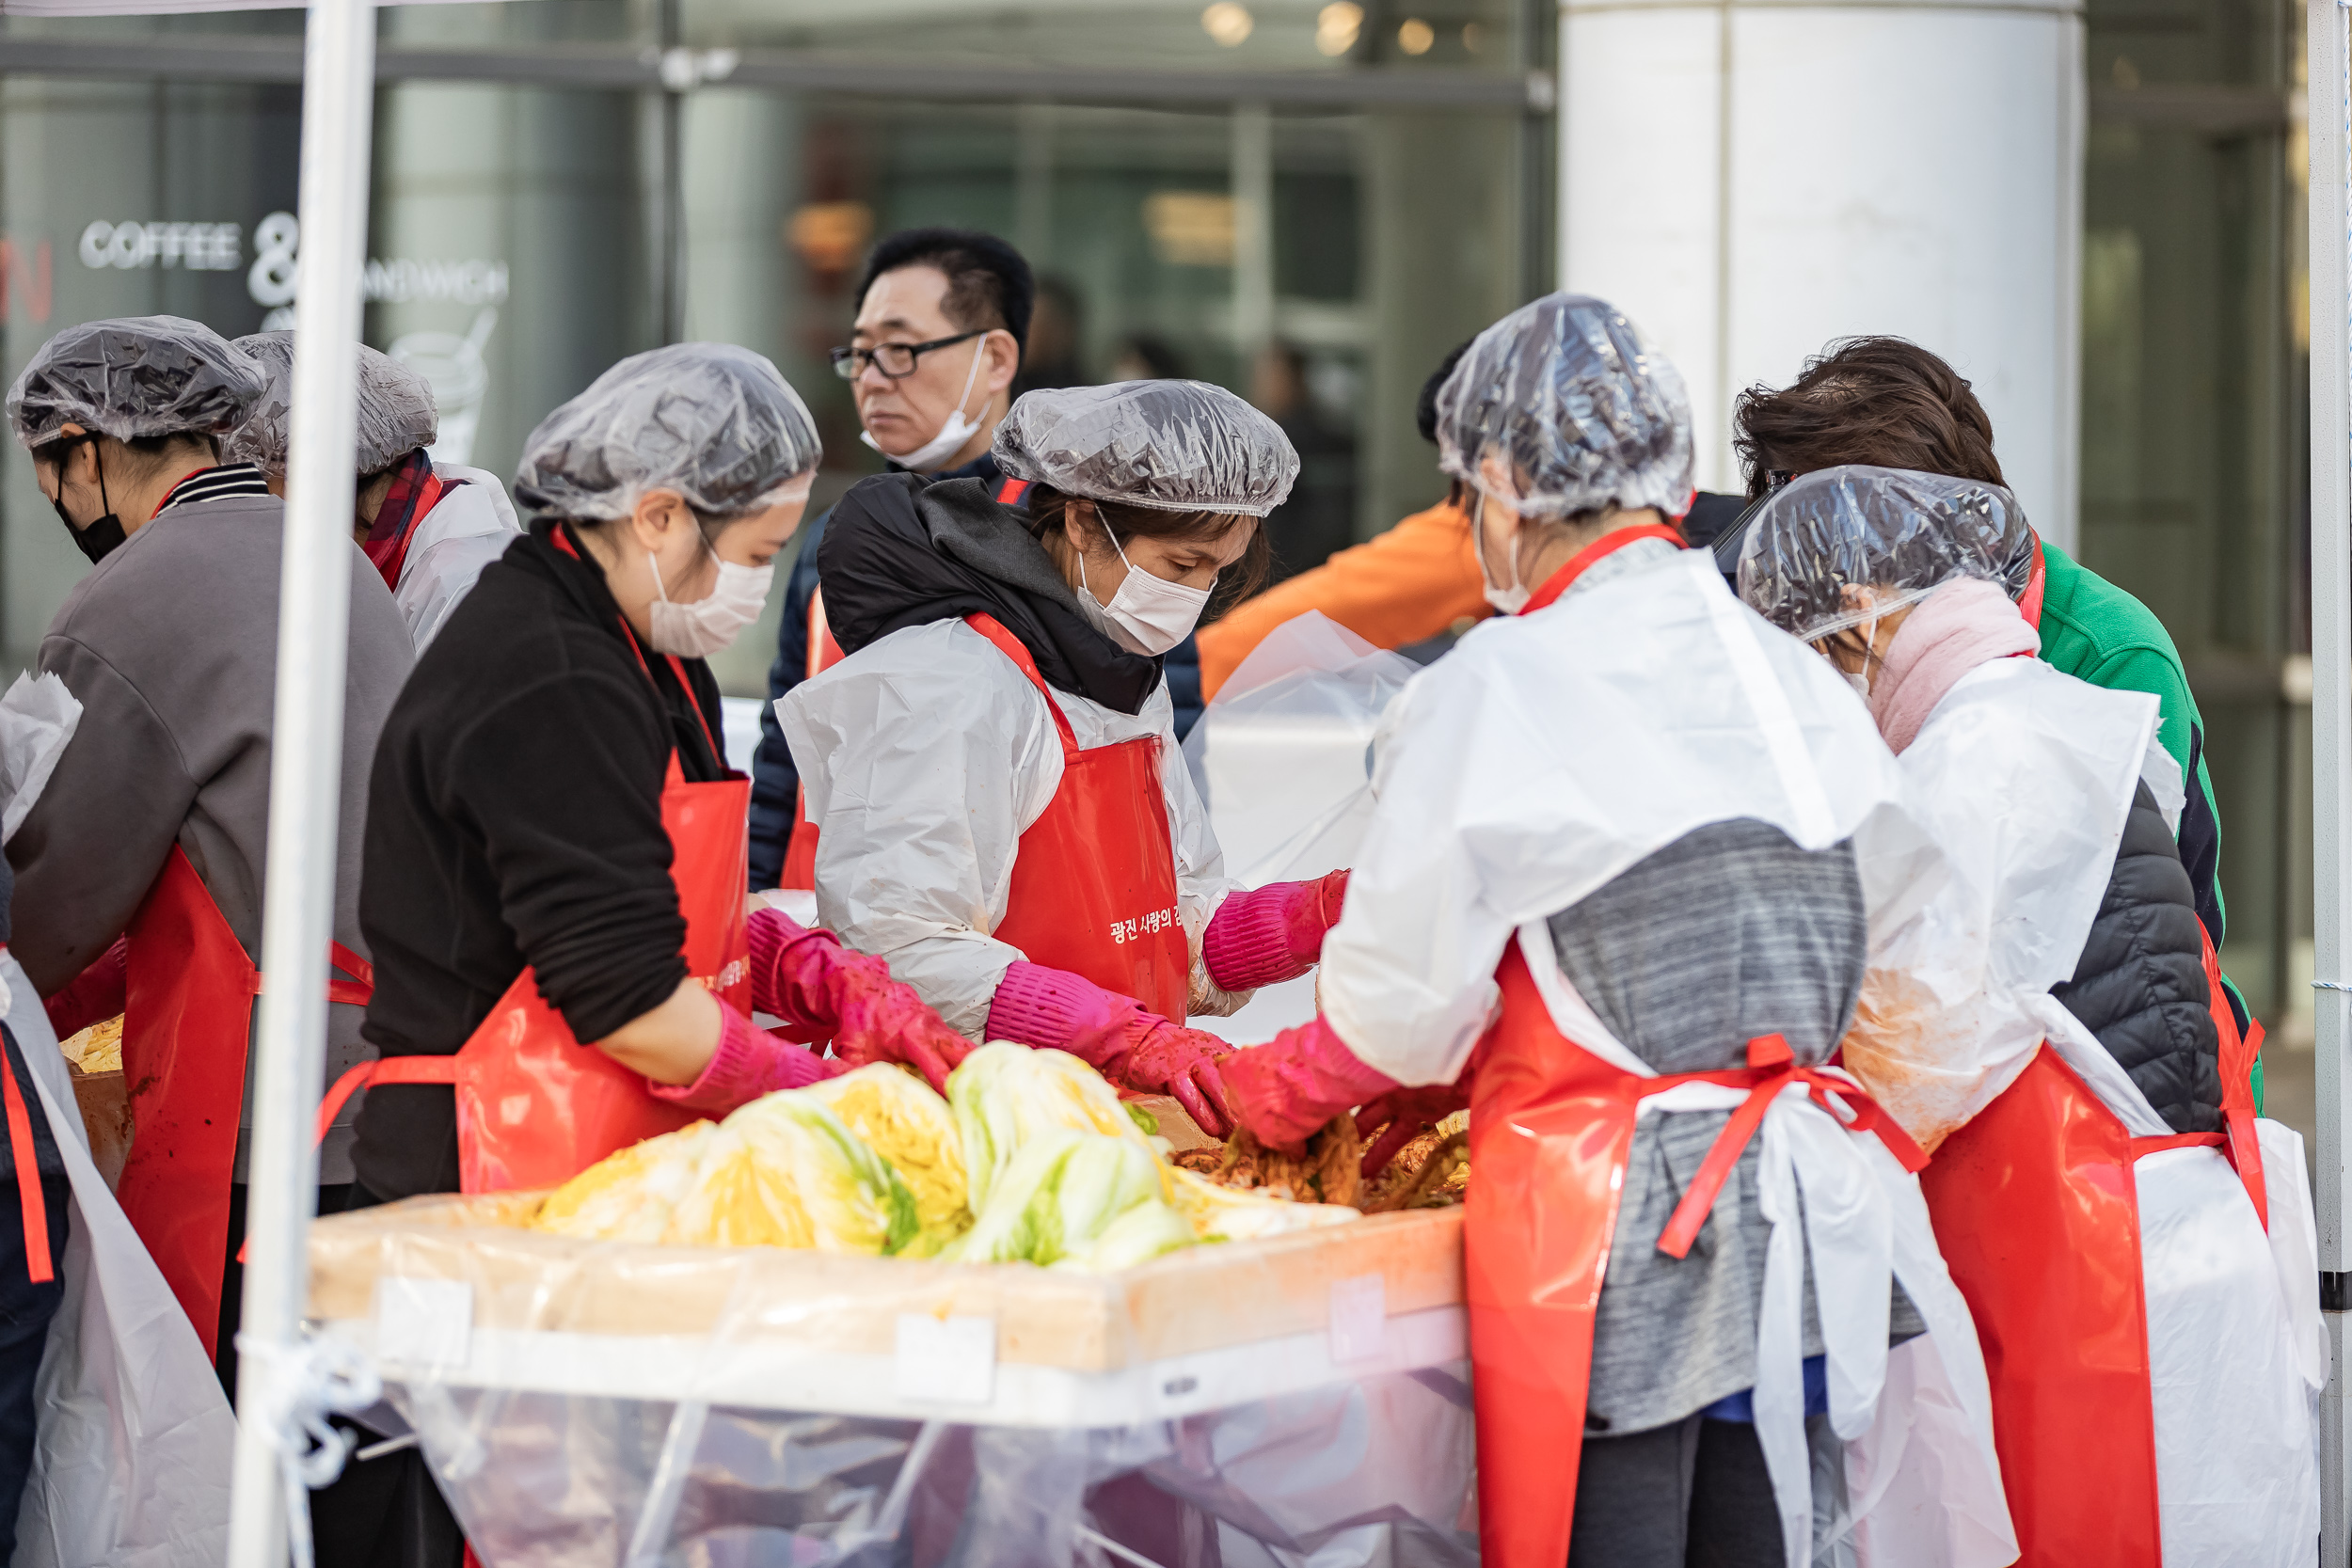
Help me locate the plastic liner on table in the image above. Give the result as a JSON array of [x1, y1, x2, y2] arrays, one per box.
[[309, 1195, 1474, 1568]]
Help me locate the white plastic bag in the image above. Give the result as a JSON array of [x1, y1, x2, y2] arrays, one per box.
[[0, 675, 80, 846], [2, 954, 235, 1568]]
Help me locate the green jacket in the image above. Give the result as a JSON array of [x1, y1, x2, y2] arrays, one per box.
[[2034, 539, 2255, 1095]]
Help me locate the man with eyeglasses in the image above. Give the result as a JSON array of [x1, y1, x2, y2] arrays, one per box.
[[750, 228, 1036, 891]]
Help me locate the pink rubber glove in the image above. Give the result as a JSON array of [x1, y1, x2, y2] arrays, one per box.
[[746, 907, 972, 1092], [1201, 871, 1351, 992], [44, 936, 127, 1043], [985, 961, 1236, 1137], [648, 1001, 843, 1116], [1219, 1016, 1401, 1156]]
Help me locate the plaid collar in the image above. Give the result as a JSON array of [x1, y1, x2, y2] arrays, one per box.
[[362, 449, 449, 590]]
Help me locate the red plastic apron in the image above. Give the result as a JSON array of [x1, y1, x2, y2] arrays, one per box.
[[1468, 521, 1929, 1564], [118, 847, 372, 1357], [315, 556, 753, 1195], [1919, 964, 2268, 1565], [1465, 944, 1925, 1568], [964, 611, 1190, 1021], [778, 584, 846, 891], [782, 475, 1031, 891]]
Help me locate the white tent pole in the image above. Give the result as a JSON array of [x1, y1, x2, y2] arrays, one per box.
[[224, 0, 377, 1561], [2310, 0, 2352, 1559]]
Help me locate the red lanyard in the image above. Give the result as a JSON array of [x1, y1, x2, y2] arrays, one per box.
[[1518, 523, 1688, 616]]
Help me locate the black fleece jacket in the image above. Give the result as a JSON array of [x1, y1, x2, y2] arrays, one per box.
[[352, 523, 729, 1201], [2050, 780, 2222, 1133], [817, 471, 1166, 715]]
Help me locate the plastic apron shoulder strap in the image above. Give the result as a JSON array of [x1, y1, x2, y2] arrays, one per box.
[[963, 611, 1081, 763], [2199, 922, 2268, 1227]]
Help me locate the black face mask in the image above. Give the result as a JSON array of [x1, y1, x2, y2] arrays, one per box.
[[47, 436, 125, 563]]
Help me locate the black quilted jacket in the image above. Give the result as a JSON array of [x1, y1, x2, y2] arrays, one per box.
[[2048, 781, 2222, 1132]]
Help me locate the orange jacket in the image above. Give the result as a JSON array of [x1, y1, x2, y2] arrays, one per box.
[[1198, 498, 1490, 699]]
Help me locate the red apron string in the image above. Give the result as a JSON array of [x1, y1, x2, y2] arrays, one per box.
[[248, 942, 379, 1007], [1655, 1033, 1926, 1261], [0, 1053, 51, 1284], [2130, 1131, 2227, 1157], [312, 1054, 462, 1147], [2017, 536, 2047, 630]]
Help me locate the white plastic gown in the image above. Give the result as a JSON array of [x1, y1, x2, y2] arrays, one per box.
[[778, 617, 1239, 1039], [1855, 654, 2325, 1564], [1318, 546, 2013, 1568], [394, 464, 519, 654]]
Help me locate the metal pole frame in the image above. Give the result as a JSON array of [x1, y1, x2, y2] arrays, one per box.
[[2311, 0, 2352, 1561], [224, 0, 377, 1561]]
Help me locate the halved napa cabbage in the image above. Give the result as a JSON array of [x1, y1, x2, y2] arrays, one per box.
[[946, 1129, 1195, 1270], [662, 1091, 919, 1254], [1168, 1166, 1361, 1242], [531, 1121, 720, 1243], [1057, 1199, 1198, 1272], [802, 1064, 969, 1255], [948, 1043, 1167, 1212]]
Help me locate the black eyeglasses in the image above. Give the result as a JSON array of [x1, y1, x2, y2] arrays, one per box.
[[829, 329, 987, 382]]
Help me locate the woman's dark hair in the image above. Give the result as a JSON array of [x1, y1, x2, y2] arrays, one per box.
[[1026, 484, 1271, 613], [1732, 338, 2004, 501]]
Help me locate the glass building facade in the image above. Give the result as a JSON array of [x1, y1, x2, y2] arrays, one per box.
[[0, 0, 2318, 1097]]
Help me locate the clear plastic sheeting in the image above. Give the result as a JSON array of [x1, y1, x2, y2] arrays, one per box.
[[224, 331, 437, 479], [1182, 612, 1418, 889], [309, 1196, 1472, 1567], [514, 342, 821, 523], [6, 313, 266, 447], [1431, 292, 1692, 521], [1735, 466, 2035, 644], [386, 1364, 1472, 1568], [993, 381, 1299, 517]]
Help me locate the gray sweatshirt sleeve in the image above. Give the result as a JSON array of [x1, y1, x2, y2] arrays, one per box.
[[6, 635, 200, 995]]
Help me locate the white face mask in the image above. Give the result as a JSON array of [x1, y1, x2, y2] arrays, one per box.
[[859, 335, 991, 473], [1078, 515, 1214, 657], [1472, 493, 1530, 615], [645, 545, 773, 658]]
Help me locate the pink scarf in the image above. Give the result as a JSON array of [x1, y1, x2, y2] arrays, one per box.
[[1867, 578, 2040, 753]]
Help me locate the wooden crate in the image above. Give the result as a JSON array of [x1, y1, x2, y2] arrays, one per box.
[[309, 1193, 1462, 1373]]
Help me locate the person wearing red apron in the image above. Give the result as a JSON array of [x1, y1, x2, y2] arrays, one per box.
[[1740, 467, 2321, 1563], [227, 331, 523, 657], [1222, 295, 2014, 1567], [323, 345, 972, 1567], [1, 318, 418, 1396], [778, 379, 1346, 1138]]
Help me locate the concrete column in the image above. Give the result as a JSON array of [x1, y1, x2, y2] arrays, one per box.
[[1559, 0, 2085, 546]]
